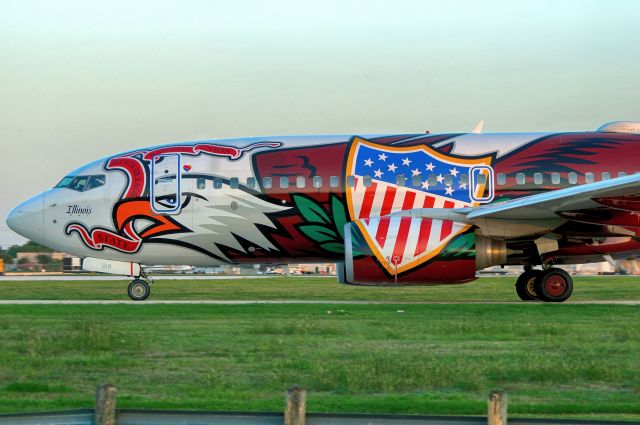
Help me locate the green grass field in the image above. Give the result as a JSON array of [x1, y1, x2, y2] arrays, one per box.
[[1, 274, 640, 301], [0, 277, 638, 420]]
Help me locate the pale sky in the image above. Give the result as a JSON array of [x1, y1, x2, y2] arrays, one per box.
[[1, 0, 639, 247]]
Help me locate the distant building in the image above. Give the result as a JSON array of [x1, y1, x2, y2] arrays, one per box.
[[63, 257, 83, 273], [16, 252, 66, 262], [16, 251, 67, 272]]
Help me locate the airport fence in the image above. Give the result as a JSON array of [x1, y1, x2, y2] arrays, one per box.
[[0, 384, 632, 425]]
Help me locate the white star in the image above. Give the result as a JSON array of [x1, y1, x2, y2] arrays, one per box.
[[378, 153, 388, 161], [445, 185, 455, 196], [387, 163, 398, 172], [450, 167, 459, 177], [426, 162, 435, 172], [402, 157, 412, 166], [421, 180, 430, 190], [374, 168, 384, 178], [436, 174, 444, 183], [411, 168, 421, 176], [459, 182, 468, 190], [364, 158, 373, 167]]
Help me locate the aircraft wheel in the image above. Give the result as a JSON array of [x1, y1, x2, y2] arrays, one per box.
[[128, 279, 150, 301], [515, 270, 542, 301], [534, 268, 573, 302]]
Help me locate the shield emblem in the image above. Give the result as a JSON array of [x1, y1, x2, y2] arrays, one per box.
[[345, 137, 493, 274]]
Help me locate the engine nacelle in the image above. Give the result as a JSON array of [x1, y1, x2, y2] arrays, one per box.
[[475, 235, 508, 270], [343, 218, 506, 285]]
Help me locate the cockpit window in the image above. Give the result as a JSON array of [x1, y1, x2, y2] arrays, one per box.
[[85, 175, 106, 191], [55, 174, 106, 192], [69, 176, 91, 191], [55, 176, 75, 188]]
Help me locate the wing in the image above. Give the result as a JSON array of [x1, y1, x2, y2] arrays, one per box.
[[460, 173, 640, 220], [392, 173, 640, 239]]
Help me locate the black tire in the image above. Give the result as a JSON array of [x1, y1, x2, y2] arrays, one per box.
[[127, 279, 150, 301], [515, 270, 542, 301], [534, 268, 573, 302]]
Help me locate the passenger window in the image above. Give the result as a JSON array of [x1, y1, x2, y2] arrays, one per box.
[[428, 174, 437, 186], [296, 176, 306, 189], [246, 177, 256, 189], [568, 172, 578, 184], [312, 176, 322, 189], [85, 175, 106, 191], [460, 174, 469, 185], [551, 172, 560, 184], [496, 173, 505, 185], [197, 178, 206, 190], [477, 173, 487, 185], [516, 173, 525, 185], [585, 172, 594, 183], [396, 174, 406, 186], [412, 174, 421, 187], [444, 174, 452, 186], [230, 177, 239, 189], [214, 178, 222, 189], [363, 175, 372, 187], [346, 175, 355, 187], [534, 173, 543, 185], [330, 176, 339, 188], [279, 176, 289, 189], [618, 171, 627, 178], [263, 177, 272, 189], [601, 172, 610, 181]]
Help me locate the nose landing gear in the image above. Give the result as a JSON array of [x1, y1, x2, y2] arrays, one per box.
[[515, 267, 573, 302], [127, 278, 151, 301]]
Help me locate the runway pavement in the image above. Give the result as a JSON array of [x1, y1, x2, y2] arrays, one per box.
[[0, 299, 638, 305]]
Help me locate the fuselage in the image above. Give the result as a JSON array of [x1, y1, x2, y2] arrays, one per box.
[[8, 129, 640, 269]]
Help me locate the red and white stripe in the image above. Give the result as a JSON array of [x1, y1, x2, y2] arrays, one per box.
[[351, 177, 469, 271]]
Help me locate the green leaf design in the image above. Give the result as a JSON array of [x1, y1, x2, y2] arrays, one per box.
[[291, 194, 362, 257], [442, 233, 475, 258], [292, 194, 331, 224], [319, 242, 345, 254], [299, 224, 337, 243], [331, 195, 348, 240]]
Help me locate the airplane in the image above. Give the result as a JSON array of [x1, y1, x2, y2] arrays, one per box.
[[7, 121, 640, 302]]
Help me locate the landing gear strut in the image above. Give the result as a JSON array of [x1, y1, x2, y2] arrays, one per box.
[[128, 278, 151, 301], [515, 267, 573, 302]]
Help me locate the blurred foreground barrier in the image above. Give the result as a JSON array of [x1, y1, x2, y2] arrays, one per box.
[[95, 384, 118, 425], [0, 385, 632, 425], [488, 390, 507, 425]]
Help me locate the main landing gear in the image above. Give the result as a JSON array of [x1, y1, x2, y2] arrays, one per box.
[[127, 278, 151, 301], [515, 267, 573, 302]]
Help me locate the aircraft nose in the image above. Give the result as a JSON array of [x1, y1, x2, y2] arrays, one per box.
[[6, 194, 45, 243]]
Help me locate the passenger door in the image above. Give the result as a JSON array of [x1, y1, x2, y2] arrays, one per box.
[[151, 154, 181, 214]]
